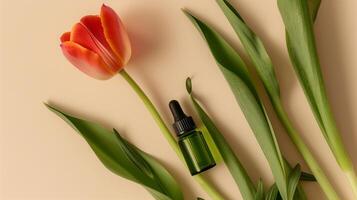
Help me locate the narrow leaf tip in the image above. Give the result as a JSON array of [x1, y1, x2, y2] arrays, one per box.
[[186, 77, 192, 94]]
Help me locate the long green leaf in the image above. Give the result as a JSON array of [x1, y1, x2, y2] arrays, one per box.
[[216, 0, 280, 101], [186, 78, 256, 200], [199, 126, 224, 164], [277, 0, 357, 196], [183, 10, 292, 199], [46, 104, 183, 200], [215, 0, 338, 199]]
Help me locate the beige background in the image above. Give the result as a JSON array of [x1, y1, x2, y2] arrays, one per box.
[[1, 0, 356, 199]]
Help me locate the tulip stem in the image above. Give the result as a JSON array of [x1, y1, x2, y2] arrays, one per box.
[[119, 70, 225, 200]]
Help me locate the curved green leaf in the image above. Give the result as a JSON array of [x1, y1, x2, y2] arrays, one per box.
[[199, 126, 224, 164], [278, 0, 326, 138], [216, 0, 280, 101], [277, 0, 357, 194], [215, 0, 338, 199], [183, 11, 289, 199], [186, 78, 256, 200], [45, 104, 183, 200]]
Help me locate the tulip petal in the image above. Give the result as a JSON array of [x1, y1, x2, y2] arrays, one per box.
[[100, 4, 131, 65], [80, 15, 112, 51], [60, 41, 114, 80], [70, 23, 100, 53], [60, 32, 71, 42], [70, 23, 123, 72]]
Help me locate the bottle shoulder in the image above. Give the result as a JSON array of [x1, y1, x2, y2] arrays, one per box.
[[178, 130, 202, 140]]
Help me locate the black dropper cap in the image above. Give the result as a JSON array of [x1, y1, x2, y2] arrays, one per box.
[[169, 100, 196, 136]]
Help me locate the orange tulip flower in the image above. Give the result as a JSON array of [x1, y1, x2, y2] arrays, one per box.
[[60, 4, 131, 80]]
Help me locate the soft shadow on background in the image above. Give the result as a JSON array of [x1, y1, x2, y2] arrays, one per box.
[[315, 1, 357, 165], [214, 0, 357, 199], [315, 1, 357, 198], [165, 0, 356, 199], [45, 100, 200, 199], [122, 6, 201, 200], [1, 0, 356, 199], [204, 0, 326, 198]]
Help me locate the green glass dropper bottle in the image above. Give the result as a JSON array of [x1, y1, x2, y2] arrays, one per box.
[[169, 100, 216, 175]]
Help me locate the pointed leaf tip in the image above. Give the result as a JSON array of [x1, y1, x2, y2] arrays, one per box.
[[182, 9, 197, 22], [216, 0, 244, 22], [186, 77, 192, 94], [181, 8, 189, 15], [254, 179, 264, 200], [113, 128, 120, 134], [287, 164, 302, 199], [43, 102, 50, 108], [44, 103, 60, 114], [265, 184, 279, 200], [300, 171, 317, 182]]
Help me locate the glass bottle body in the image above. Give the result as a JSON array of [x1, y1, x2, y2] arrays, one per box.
[[178, 130, 216, 175]]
